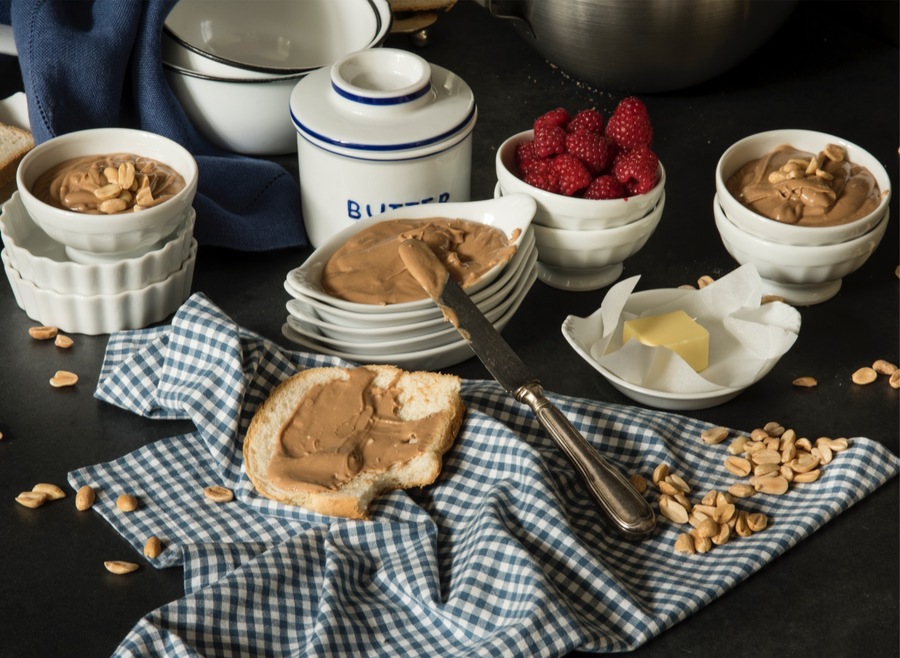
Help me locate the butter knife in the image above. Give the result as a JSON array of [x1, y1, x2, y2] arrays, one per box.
[[398, 238, 656, 540]]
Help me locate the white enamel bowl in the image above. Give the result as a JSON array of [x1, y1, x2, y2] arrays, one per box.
[[0, 192, 194, 295], [163, 65, 304, 155], [495, 129, 665, 230], [285, 194, 536, 314], [714, 195, 889, 305], [163, 0, 392, 76], [15, 128, 198, 260], [716, 129, 890, 246]]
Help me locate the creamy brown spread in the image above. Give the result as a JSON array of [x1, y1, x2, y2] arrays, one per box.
[[726, 144, 881, 226], [32, 153, 186, 214], [267, 367, 443, 492], [322, 217, 518, 304]]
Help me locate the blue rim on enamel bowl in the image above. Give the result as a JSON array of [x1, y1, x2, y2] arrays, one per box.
[[164, 0, 392, 75]]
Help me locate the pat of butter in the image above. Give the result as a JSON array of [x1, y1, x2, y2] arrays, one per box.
[[623, 310, 709, 372]]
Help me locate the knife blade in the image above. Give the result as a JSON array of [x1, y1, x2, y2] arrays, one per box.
[[398, 238, 656, 540]]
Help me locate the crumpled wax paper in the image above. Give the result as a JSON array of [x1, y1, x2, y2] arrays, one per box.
[[589, 265, 801, 394]]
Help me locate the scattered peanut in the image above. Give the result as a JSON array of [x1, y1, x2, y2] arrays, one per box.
[[851, 367, 877, 385], [697, 275, 715, 289], [143, 536, 162, 559], [15, 491, 47, 508], [116, 493, 139, 512], [890, 371, 900, 389], [629, 474, 648, 494], [104, 561, 139, 575], [28, 325, 59, 340], [203, 485, 234, 503], [54, 334, 74, 349], [49, 370, 78, 388], [792, 376, 818, 388], [760, 294, 785, 305], [32, 483, 66, 500], [872, 359, 897, 376], [700, 426, 729, 445], [75, 485, 96, 511]]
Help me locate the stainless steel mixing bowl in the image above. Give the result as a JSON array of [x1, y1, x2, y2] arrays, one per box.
[[474, 0, 798, 93]]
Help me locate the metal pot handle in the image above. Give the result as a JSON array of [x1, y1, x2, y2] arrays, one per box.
[[471, 0, 535, 38]]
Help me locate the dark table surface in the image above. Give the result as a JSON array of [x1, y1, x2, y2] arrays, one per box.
[[1, 2, 897, 656]]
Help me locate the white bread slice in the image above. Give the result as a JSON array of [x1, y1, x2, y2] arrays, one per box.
[[243, 364, 465, 519], [0, 120, 34, 190]]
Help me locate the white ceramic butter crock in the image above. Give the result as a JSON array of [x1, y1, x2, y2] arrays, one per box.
[[290, 48, 477, 247]]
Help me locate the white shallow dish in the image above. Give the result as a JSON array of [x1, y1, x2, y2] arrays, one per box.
[[286, 230, 536, 329], [286, 260, 537, 355], [562, 288, 788, 410], [282, 267, 537, 370], [1, 193, 195, 295], [3, 242, 196, 335], [285, 194, 536, 314], [715, 195, 889, 305], [287, 241, 537, 342]]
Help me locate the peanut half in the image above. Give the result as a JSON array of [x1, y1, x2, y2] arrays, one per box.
[[75, 485, 96, 511]]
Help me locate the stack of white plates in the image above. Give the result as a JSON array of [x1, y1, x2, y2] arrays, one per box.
[[1, 192, 197, 335], [281, 195, 539, 371]]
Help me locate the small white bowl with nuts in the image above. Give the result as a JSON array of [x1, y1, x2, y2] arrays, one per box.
[[716, 128, 890, 246], [16, 128, 198, 262]]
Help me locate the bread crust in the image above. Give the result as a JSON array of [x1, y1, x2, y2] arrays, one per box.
[[243, 365, 464, 519], [0, 121, 34, 190]]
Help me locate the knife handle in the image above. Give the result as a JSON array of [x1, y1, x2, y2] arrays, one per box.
[[517, 383, 656, 540]]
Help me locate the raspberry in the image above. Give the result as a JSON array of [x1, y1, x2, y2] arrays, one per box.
[[523, 158, 560, 193], [533, 107, 570, 131], [567, 108, 604, 134], [515, 140, 539, 175], [550, 153, 592, 196], [605, 96, 653, 151], [583, 175, 626, 200], [532, 125, 567, 158], [565, 131, 617, 176], [613, 146, 659, 196]]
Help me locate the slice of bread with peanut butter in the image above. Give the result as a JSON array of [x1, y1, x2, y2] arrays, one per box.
[[243, 364, 465, 519]]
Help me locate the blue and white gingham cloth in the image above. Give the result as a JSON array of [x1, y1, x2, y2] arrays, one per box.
[[69, 293, 899, 657]]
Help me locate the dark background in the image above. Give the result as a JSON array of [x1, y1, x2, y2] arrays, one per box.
[[0, 1, 897, 656]]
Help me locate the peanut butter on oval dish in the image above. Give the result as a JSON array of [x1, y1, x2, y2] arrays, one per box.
[[726, 143, 880, 226], [321, 217, 518, 304]]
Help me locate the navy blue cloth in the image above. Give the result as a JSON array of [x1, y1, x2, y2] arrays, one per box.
[[5, 0, 306, 251]]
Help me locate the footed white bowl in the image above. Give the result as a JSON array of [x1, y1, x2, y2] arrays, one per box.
[[716, 128, 890, 246], [714, 195, 889, 305], [16, 128, 197, 259]]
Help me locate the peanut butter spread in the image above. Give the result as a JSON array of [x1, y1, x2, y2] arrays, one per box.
[[321, 217, 518, 304], [268, 367, 443, 492], [32, 153, 186, 214], [726, 143, 881, 226]]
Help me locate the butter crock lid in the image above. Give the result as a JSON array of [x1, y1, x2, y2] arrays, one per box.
[[290, 48, 477, 160]]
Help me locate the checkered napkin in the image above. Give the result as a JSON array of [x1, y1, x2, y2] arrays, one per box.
[[69, 293, 899, 657]]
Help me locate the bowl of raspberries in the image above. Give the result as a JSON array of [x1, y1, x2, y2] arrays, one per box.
[[495, 98, 665, 231], [495, 98, 665, 290]]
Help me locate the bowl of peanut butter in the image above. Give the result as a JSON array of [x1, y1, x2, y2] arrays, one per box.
[[286, 194, 536, 314], [716, 129, 890, 246], [16, 128, 198, 262]]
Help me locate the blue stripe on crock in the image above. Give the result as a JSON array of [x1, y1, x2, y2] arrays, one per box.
[[295, 127, 473, 163], [291, 105, 477, 153], [331, 79, 432, 106]]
